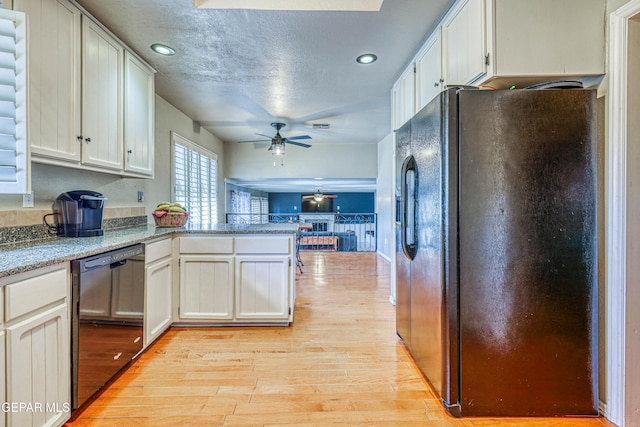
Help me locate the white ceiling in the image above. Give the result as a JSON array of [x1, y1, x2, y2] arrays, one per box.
[[74, 0, 454, 191]]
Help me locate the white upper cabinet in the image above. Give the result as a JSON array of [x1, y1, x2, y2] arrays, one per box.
[[13, 0, 156, 178], [441, 0, 605, 88], [81, 16, 124, 171], [487, 0, 605, 79], [15, 0, 81, 163], [442, 0, 486, 86], [124, 52, 155, 176], [415, 28, 443, 112], [391, 64, 415, 130], [392, 0, 605, 128]]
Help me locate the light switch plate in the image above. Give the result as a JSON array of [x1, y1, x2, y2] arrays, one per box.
[[22, 191, 34, 208]]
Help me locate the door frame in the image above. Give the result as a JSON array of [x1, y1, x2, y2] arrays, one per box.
[[607, 1, 640, 425]]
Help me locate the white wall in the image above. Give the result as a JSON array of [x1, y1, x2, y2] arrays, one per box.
[[225, 140, 377, 179], [154, 96, 225, 222], [376, 132, 394, 261], [0, 95, 226, 223]]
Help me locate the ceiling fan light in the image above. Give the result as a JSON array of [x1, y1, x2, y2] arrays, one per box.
[[271, 142, 285, 156], [314, 195, 323, 202]]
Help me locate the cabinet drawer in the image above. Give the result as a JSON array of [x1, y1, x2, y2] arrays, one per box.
[[5, 267, 68, 322], [146, 238, 172, 263], [235, 237, 291, 254], [180, 237, 234, 254]]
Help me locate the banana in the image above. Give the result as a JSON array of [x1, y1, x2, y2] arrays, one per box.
[[155, 202, 186, 213]]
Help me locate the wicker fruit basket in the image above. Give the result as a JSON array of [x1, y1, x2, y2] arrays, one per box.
[[153, 210, 189, 227]]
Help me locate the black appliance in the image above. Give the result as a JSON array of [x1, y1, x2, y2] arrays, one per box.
[[71, 244, 145, 410], [46, 190, 107, 237], [396, 88, 598, 416]]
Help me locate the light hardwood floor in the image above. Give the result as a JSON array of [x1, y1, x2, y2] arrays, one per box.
[[66, 252, 614, 427]]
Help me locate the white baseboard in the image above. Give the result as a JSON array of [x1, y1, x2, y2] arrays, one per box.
[[599, 400, 607, 418], [377, 250, 391, 263]]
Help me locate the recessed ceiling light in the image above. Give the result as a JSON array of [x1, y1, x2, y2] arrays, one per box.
[[151, 43, 176, 56], [356, 53, 377, 64]]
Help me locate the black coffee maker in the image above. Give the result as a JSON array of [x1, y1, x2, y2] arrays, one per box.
[[45, 190, 108, 237]]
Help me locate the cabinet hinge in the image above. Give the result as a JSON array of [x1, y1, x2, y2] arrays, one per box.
[[413, 64, 417, 74], [178, 259, 181, 267], [288, 307, 291, 315], [485, 53, 490, 66], [289, 258, 292, 267]]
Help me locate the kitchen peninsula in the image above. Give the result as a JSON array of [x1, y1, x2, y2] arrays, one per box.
[[0, 222, 298, 426]]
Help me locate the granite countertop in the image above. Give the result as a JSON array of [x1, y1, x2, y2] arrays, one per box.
[[0, 223, 299, 279]]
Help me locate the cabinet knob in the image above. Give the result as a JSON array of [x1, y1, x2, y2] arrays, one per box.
[[127, 149, 132, 154], [77, 136, 83, 143], [434, 82, 439, 87], [85, 137, 91, 144]]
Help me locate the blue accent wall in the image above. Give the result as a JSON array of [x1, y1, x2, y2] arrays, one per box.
[[269, 192, 374, 214]]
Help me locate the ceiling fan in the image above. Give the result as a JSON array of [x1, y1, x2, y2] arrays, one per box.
[[302, 190, 338, 202], [237, 122, 311, 155]]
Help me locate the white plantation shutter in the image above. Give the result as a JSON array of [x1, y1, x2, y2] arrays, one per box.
[[250, 196, 260, 223], [0, 9, 28, 194], [261, 197, 269, 223], [171, 132, 218, 224]]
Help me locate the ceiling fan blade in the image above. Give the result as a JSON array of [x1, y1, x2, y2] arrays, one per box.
[[286, 140, 312, 148], [237, 139, 270, 143], [255, 133, 273, 139], [287, 135, 312, 141], [301, 195, 313, 199], [324, 195, 338, 198]]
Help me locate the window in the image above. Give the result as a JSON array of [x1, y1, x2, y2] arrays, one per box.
[[0, 9, 28, 194], [250, 195, 269, 224], [171, 132, 218, 224]]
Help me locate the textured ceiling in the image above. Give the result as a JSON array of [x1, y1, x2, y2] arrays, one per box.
[[73, 0, 454, 190]]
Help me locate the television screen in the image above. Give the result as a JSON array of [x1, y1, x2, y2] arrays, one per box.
[[301, 197, 333, 212]]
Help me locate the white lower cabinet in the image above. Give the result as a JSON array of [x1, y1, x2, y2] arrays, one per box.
[[0, 327, 4, 427], [144, 238, 173, 347], [144, 257, 172, 346], [177, 235, 295, 324], [179, 255, 234, 320], [235, 256, 290, 320], [2, 265, 70, 427]]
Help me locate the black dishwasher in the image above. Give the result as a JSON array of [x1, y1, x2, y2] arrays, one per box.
[[70, 244, 145, 410]]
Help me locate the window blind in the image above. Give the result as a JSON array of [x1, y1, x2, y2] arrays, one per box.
[[250, 196, 261, 224], [0, 8, 27, 194], [171, 132, 218, 224]]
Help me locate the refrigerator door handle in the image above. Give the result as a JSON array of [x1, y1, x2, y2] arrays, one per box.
[[401, 155, 418, 260]]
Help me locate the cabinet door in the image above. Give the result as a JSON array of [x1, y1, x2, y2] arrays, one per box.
[[81, 16, 123, 170], [15, 0, 81, 162], [0, 329, 4, 427], [179, 255, 234, 320], [443, 0, 486, 85], [144, 257, 172, 347], [124, 51, 155, 176], [6, 304, 71, 427], [235, 256, 290, 320], [415, 28, 443, 111], [391, 65, 415, 130]]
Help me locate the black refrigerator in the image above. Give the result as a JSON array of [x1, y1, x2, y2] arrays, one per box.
[[395, 87, 598, 417]]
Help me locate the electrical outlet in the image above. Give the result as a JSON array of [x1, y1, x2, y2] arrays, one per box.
[[22, 191, 34, 208], [137, 191, 144, 203]]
